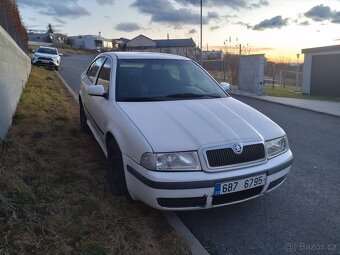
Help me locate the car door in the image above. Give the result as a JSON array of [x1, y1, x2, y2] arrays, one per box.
[[81, 56, 106, 137], [89, 57, 113, 143]]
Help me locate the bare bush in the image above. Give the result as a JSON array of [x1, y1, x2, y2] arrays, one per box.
[[0, 0, 28, 51]]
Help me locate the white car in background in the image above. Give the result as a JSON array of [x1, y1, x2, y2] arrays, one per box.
[[31, 46, 62, 70], [79, 52, 293, 210]]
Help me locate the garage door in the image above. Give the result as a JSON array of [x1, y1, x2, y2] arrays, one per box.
[[311, 54, 340, 98]]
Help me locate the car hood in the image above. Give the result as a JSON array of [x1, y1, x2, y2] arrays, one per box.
[[118, 97, 285, 152], [34, 52, 58, 58]]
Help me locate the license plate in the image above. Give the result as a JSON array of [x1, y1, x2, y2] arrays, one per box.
[[41, 60, 50, 63], [214, 174, 266, 196]]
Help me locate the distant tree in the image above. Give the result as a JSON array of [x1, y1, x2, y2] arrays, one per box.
[[223, 44, 252, 85], [47, 23, 54, 34]]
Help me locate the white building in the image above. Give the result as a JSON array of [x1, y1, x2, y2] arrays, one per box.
[[302, 44, 340, 98], [202, 50, 223, 60], [126, 34, 199, 60], [68, 35, 113, 50]]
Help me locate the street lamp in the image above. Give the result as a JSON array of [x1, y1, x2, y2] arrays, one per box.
[[200, 0, 203, 66]]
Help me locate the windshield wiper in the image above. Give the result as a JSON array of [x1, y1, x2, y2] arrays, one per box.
[[165, 93, 221, 99], [121, 97, 166, 102]]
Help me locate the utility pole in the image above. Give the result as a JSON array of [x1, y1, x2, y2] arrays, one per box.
[[200, 0, 203, 66]]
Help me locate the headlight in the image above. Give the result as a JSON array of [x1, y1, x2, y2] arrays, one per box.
[[265, 136, 289, 159], [141, 152, 201, 171]]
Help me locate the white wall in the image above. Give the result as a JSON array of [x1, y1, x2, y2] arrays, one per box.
[[302, 54, 312, 95], [0, 26, 31, 140]]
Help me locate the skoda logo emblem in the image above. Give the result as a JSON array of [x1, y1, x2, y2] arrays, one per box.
[[232, 143, 243, 154]]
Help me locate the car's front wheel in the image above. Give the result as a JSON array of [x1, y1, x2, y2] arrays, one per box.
[[107, 140, 129, 196]]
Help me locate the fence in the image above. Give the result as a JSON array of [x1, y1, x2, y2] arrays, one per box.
[[203, 60, 228, 81], [0, 0, 28, 52], [264, 70, 303, 90]]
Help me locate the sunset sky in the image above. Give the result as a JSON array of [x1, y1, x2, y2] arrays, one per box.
[[17, 0, 340, 62]]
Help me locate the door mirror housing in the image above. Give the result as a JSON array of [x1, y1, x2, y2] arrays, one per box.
[[87, 85, 105, 97], [220, 82, 230, 91]]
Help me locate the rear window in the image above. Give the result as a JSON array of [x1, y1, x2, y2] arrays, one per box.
[[37, 47, 57, 55]]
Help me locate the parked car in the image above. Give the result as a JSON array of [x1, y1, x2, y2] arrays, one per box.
[[31, 46, 62, 70], [79, 52, 293, 210]]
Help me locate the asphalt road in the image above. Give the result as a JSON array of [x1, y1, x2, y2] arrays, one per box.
[[59, 55, 340, 255], [59, 54, 96, 94], [179, 96, 340, 255]]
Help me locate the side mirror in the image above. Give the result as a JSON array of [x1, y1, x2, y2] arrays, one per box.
[[58, 53, 63, 56], [32, 50, 35, 53], [220, 82, 230, 91], [87, 85, 105, 97]]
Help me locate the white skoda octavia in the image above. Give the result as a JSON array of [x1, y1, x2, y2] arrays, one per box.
[[79, 52, 293, 210]]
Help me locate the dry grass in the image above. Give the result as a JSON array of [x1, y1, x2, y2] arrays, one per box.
[[0, 67, 189, 255]]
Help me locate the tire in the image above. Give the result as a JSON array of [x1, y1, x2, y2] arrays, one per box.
[[107, 140, 129, 196], [79, 102, 89, 133], [55, 66, 59, 71]]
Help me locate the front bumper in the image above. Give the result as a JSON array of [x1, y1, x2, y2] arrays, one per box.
[[124, 150, 293, 210], [32, 58, 59, 68]]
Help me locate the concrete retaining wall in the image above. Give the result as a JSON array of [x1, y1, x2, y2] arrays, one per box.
[[0, 25, 31, 140]]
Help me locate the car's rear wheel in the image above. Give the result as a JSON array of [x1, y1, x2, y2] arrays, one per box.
[[79, 101, 89, 133], [107, 140, 129, 196]]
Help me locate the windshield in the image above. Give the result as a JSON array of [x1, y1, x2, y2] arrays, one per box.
[[36, 47, 58, 55], [116, 59, 227, 102]]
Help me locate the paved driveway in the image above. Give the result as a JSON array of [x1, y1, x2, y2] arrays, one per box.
[[179, 95, 340, 255], [59, 54, 96, 94]]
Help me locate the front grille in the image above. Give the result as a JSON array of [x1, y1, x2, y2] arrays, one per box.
[[157, 196, 207, 208], [212, 186, 263, 205], [206, 143, 265, 168], [38, 57, 52, 61]]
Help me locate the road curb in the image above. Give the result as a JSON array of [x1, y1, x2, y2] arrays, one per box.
[[55, 70, 78, 101], [229, 92, 340, 118], [163, 212, 210, 255]]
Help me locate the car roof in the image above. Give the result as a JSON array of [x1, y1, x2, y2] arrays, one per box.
[[102, 52, 190, 60]]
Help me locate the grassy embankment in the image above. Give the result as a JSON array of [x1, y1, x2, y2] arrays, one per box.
[[263, 85, 340, 102], [0, 66, 189, 255], [215, 74, 340, 102]]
